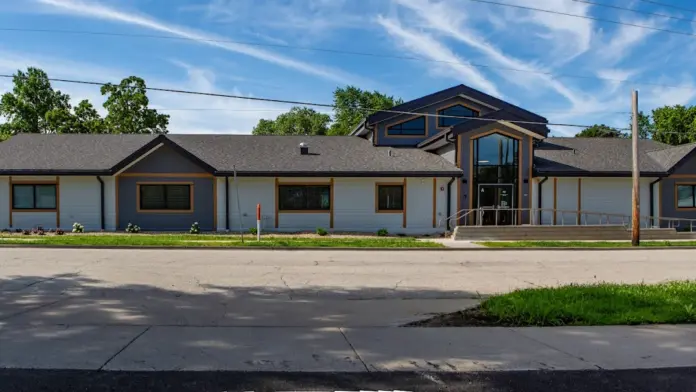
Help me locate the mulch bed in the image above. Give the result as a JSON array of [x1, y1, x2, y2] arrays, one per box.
[[404, 306, 512, 327]]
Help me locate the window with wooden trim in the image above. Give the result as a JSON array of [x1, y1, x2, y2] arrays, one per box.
[[677, 184, 696, 208], [386, 116, 426, 136], [278, 185, 331, 211], [438, 104, 479, 128], [12, 184, 57, 210], [138, 184, 192, 211], [376, 184, 404, 212]]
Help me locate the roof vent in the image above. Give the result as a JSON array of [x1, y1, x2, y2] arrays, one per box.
[[299, 142, 309, 155]]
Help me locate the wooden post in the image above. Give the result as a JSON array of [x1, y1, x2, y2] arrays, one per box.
[[631, 90, 640, 246]]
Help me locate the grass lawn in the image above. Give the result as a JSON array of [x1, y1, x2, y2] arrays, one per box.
[[408, 282, 696, 327], [0, 234, 443, 248], [477, 241, 696, 248]]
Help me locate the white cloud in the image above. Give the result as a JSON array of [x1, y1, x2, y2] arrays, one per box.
[[35, 0, 366, 85], [376, 15, 503, 97]]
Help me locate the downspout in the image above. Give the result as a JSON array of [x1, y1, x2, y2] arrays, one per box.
[[537, 177, 548, 225], [225, 175, 230, 231], [649, 178, 662, 228], [446, 177, 456, 231], [96, 176, 105, 231]]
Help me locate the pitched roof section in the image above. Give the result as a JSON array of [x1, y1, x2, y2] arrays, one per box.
[[647, 142, 696, 171], [168, 135, 462, 176], [0, 134, 157, 174], [534, 137, 671, 176], [366, 84, 548, 126]]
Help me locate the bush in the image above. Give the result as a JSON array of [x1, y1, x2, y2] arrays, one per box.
[[190, 222, 200, 234], [316, 227, 328, 236], [0, 228, 9, 233], [249, 227, 258, 235], [376, 228, 388, 237], [22, 230, 30, 235], [125, 223, 141, 233], [15, 228, 22, 233], [396, 233, 406, 237], [72, 222, 85, 233], [55, 229, 65, 235]]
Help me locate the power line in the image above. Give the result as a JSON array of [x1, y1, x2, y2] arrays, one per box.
[[636, 0, 696, 14], [572, 0, 696, 23], [466, 0, 696, 38], [0, 73, 610, 129], [0, 27, 693, 91]]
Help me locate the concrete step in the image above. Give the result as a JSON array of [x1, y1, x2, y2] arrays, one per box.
[[453, 225, 691, 241]]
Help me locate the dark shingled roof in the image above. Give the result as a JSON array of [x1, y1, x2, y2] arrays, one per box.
[[647, 142, 696, 171], [533, 137, 678, 175], [168, 135, 462, 176], [0, 134, 462, 177], [0, 134, 156, 174]]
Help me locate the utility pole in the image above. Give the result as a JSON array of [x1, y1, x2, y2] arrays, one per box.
[[631, 90, 640, 246]]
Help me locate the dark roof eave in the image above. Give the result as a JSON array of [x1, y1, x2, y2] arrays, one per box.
[[534, 170, 668, 178], [216, 170, 463, 177]]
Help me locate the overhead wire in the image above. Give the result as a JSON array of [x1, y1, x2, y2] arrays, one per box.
[[636, 0, 696, 14], [571, 0, 696, 23]]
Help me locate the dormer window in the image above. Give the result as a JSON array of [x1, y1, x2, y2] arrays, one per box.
[[386, 116, 426, 136], [438, 104, 479, 128]]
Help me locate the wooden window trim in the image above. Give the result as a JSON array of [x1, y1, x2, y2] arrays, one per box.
[[675, 183, 696, 210], [276, 182, 332, 213], [136, 182, 194, 213], [385, 115, 428, 138], [435, 101, 480, 129], [11, 182, 58, 212], [375, 182, 405, 213]]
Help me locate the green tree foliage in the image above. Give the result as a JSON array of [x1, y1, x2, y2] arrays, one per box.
[[651, 105, 696, 145], [575, 124, 625, 138], [46, 100, 106, 134], [101, 76, 169, 134], [0, 67, 71, 134], [252, 107, 331, 135], [634, 111, 654, 140], [329, 86, 403, 135]]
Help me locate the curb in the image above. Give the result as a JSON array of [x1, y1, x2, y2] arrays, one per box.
[[1, 244, 696, 251]]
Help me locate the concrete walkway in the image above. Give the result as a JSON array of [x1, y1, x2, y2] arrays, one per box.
[[1, 323, 695, 372]]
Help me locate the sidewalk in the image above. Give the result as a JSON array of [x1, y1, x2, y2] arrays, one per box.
[[1, 324, 695, 372]]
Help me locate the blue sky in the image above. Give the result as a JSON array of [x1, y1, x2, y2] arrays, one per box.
[[1, 0, 696, 136]]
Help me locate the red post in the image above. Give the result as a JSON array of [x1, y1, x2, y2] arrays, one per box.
[[256, 204, 261, 241]]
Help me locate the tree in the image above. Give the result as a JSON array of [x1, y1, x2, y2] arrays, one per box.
[[0, 67, 71, 134], [651, 105, 696, 145], [634, 111, 654, 140], [101, 76, 169, 134], [329, 86, 403, 135], [252, 107, 331, 135], [46, 100, 106, 134], [575, 124, 625, 138]]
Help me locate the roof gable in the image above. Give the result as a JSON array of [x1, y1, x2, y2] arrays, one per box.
[[366, 84, 548, 126]]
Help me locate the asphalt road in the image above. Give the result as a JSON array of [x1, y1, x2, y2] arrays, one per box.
[[2, 368, 696, 392]]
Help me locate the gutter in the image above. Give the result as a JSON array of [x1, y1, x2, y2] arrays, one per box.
[[225, 175, 230, 231], [537, 177, 548, 225], [446, 177, 456, 231], [649, 178, 662, 228], [96, 176, 105, 231]]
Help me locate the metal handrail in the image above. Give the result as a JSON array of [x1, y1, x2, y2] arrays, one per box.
[[440, 207, 696, 232]]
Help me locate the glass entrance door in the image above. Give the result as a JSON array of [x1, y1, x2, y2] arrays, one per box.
[[477, 184, 515, 225]]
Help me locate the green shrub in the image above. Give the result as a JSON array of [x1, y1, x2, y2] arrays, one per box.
[[376, 228, 388, 237], [125, 223, 141, 233], [190, 222, 200, 234], [72, 222, 84, 233], [249, 227, 258, 235], [316, 227, 328, 236], [56, 229, 65, 235]]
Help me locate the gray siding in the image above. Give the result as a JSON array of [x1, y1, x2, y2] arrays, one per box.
[[374, 96, 495, 147], [119, 144, 214, 231], [456, 123, 534, 224], [660, 151, 696, 226], [118, 176, 214, 231], [126, 144, 207, 174]]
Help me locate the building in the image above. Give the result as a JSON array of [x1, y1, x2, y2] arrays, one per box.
[[1, 84, 695, 233]]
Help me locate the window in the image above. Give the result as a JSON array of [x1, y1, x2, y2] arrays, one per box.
[[12, 184, 57, 210], [376, 184, 404, 212], [386, 116, 426, 136], [138, 184, 192, 211], [278, 185, 331, 211], [677, 184, 696, 208], [438, 104, 479, 128]]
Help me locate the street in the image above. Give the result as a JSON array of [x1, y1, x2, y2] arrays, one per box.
[[2, 248, 696, 390]]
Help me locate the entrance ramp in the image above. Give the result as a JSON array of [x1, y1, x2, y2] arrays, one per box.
[[453, 225, 696, 241]]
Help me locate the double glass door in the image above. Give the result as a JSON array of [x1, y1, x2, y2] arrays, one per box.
[[477, 184, 514, 225]]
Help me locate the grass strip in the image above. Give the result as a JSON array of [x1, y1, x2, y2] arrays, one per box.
[[477, 241, 696, 248]]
